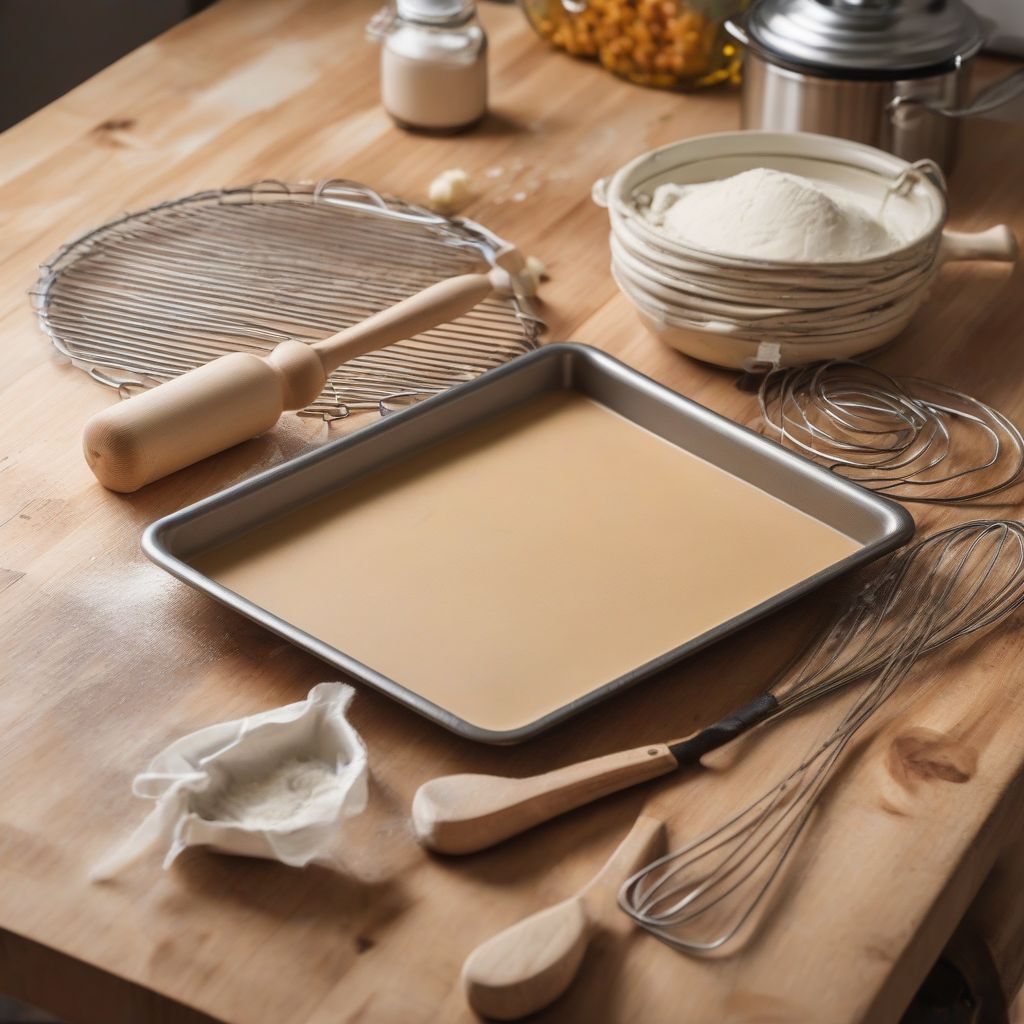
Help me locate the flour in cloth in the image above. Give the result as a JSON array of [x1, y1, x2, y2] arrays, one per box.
[[198, 758, 341, 830]]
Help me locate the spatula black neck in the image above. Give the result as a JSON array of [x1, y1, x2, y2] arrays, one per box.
[[668, 691, 780, 766]]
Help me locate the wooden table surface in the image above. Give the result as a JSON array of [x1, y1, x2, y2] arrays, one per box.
[[3, 2, 1024, 1021]]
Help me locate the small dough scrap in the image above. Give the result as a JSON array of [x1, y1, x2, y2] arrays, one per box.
[[525, 255, 547, 288], [427, 168, 473, 215]]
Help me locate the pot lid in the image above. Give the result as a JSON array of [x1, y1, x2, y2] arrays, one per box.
[[744, 0, 986, 77]]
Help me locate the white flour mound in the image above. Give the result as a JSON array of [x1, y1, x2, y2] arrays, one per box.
[[201, 758, 340, 830], [643, 168, 897, 263]]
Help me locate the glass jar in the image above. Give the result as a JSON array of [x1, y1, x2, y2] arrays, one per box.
[[376, 0, 488, 132], [520, 0, 745, 90]]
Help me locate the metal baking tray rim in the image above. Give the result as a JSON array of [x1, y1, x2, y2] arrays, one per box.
[[143, 342, 915, 744]]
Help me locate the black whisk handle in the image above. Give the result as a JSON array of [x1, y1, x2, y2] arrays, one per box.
[[668, 691, 780, 766]]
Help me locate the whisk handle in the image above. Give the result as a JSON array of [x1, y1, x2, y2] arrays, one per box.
[[412, 746, 678, 855], [668, 691, 779, 766]]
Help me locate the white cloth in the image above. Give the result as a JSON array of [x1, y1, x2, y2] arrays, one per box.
[[92, 683, 368, 877]]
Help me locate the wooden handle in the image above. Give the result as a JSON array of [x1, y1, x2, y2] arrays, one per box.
[[461, 815, 666, 1020], [313, 272, 497, 372], [411, 745, 678, 855], [940, 226, 1019, 264], [82, 341, 326, 493], [577, 813, 666, 923], [82, 271, 499, 493]]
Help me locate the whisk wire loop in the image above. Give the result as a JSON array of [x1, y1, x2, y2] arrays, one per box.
[[760, 362, 1024, 503]]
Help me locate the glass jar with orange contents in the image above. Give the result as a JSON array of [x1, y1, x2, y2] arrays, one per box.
[[521, 0, 746, 90]]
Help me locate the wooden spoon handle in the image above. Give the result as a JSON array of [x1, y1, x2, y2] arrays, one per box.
[[579, 813, 667, 923], [82, 271, 500, 493], [412, 745, 678, 855]]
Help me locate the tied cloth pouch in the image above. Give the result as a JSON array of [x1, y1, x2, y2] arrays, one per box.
[[92, 683, 369, 877]]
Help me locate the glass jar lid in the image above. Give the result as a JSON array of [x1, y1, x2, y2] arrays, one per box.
[[743, 0, 986, 78]]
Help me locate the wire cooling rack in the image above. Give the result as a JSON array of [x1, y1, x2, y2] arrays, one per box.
[[33, 179, 543, 419]]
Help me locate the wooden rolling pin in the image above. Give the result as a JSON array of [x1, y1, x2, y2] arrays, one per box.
[[83, 254, 530, 492], [462, 815, 666, 1020]]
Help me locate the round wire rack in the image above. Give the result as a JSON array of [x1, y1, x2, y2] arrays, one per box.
[[33, 179, 544, 419]]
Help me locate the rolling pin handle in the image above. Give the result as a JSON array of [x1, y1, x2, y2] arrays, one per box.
[[313, 272, 499, 371]]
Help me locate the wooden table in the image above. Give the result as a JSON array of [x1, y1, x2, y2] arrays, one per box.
[[2, 2, 1024, 1021]]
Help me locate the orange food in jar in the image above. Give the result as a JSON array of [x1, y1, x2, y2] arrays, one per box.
[[524, 0, 743, 89]]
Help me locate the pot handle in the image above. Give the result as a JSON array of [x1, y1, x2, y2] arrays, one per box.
[[724, 17, 748, 45], [891, 67, 1024, 122], [940, 225, 1018, 264]]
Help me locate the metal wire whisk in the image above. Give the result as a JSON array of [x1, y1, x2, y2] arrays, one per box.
[[759, 361, 1024, 504], [620, 521, 1024, 953]]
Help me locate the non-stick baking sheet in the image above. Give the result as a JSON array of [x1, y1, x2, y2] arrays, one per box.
[[144, 344, 913, 743]]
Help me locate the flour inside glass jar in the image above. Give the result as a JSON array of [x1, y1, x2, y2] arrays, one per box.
[[379, 1, 488, 133], [639, 168, 900, 262]]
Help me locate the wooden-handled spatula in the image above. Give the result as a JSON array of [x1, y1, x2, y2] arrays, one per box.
[[83, 250, 531, 492], [412, 693, 777, 855]]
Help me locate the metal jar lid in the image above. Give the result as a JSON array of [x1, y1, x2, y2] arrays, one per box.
[[742, 0, 986, 79], [396, 0, 476, 26]]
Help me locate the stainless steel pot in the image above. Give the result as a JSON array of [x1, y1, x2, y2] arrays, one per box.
[[726, 0, 1024, 171]]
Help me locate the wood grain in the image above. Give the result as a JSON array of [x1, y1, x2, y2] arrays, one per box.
[[1, 1, 1023, 1022]]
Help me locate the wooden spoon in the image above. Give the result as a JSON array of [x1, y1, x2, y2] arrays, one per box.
[[461, 814, 666, 1021]]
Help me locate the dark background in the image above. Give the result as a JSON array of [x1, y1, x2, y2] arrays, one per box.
[[0, 0, 214, 131]]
